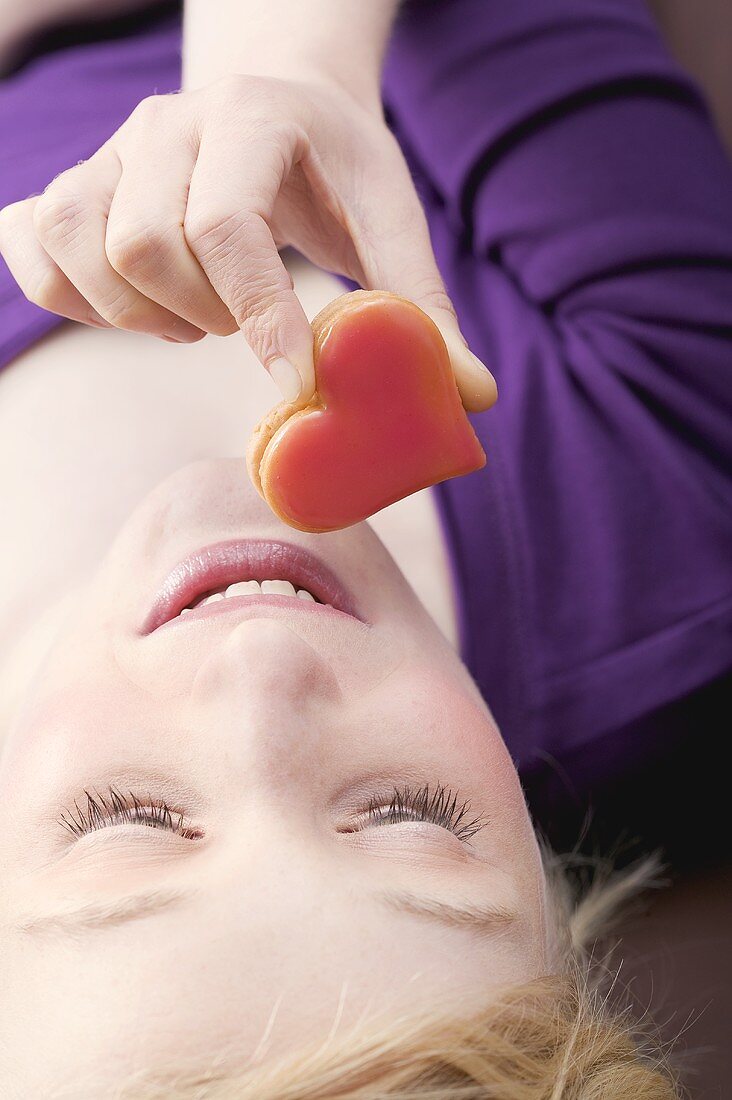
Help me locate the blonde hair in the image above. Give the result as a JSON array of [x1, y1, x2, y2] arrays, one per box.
[[72, 850, 683, 1100]]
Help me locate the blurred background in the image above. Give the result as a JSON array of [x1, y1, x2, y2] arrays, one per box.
[[623, 9, 731, 1099], [650, 0, 732, 154]]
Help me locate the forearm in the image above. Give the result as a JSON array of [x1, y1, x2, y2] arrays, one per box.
[[183, 0, 401, 106]]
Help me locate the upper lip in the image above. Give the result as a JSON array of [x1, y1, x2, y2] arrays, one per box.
[[140, 538, 364, 634]]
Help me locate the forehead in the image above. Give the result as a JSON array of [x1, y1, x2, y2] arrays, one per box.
[[0, 845, 537, 1096]]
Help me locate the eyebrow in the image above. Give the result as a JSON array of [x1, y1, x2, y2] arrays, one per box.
[[15, 886, 517, 940], [377, 889, 517, 936], [14, 886, 196, 938]]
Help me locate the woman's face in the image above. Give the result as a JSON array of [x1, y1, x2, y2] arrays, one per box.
[[0, 459, 547, 1096]]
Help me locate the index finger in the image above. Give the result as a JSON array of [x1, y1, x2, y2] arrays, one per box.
[[183, 122, 315, 402]]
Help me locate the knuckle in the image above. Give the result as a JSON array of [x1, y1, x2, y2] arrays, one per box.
[[26, 267, 66, 312], [415, 281, 456, 318], [129, 94, 170, 126], [235, 284, 296, 350], [0, 199, 16, 228], [267, 119, 304, 160], [184, 207, 257, 261], [238, 280, 287, 325], [0, 199, 24, 246], [95, 284, 142, 328], [239, 308, 289, 362], [33, 185, 86, 248], [106, 222, 177, 277]]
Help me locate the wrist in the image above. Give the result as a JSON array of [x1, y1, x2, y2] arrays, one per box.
[[183, 52, 382, 115], [182, 0, 398, 112]]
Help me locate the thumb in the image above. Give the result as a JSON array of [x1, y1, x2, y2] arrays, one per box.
[[418, 298, 498, 414], [356, 180, 497, 412]]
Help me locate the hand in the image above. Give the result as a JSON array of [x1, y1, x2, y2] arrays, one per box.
[[0, 74, 497, 410]]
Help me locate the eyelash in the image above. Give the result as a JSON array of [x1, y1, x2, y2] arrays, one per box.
[[363, 782, 488, 842], [58, 785, 201, 840], [57, 782, 488, 844]]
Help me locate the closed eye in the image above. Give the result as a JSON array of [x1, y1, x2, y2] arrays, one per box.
[[345, 782, 488, 843], [58, 785, 202, 840], [57, 781, 487, 847]]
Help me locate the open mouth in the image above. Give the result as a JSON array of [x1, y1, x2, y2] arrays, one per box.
[[140, 539, 364, 634]]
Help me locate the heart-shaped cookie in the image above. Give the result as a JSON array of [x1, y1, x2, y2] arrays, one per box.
[[246, 290, 486, 533]]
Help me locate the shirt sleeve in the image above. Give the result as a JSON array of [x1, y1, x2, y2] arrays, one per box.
[[382, 0, 732, 764], [0, 9, 182, 372]]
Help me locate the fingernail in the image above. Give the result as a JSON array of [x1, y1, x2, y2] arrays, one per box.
[[269, 357, 302, 403], [443, 328, 486, 372], [465, 348, 497, 398], [168, 329, 205, 343], [466, 349, 491, 374]]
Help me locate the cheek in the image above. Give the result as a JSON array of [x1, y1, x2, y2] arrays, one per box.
[[397, 665, 532, 827], [399, 664, 506, 759], [2, 671, 114, 769]]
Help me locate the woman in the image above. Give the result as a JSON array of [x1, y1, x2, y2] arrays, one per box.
[[0, 0, 730, 1096]]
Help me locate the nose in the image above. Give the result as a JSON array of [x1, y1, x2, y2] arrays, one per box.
[[189, 617, 342, 707], [186, 618, 343, 788], [185, 617, 344, 811]]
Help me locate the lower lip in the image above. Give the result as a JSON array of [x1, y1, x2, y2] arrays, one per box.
[[160, 593, 356, 631], [141, 538, 363, 634]]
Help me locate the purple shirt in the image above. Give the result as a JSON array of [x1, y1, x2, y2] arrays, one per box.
[[1, 1, 731, 829]]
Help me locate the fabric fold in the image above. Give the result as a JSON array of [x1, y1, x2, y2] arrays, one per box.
[[382, 0, 707, 225]]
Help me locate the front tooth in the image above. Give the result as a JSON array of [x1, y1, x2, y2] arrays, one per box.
[[296, 588, 316, 602], [226, 580, 262, 598], [201, 592, 225, 605], [261, 579, 297, 597]]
